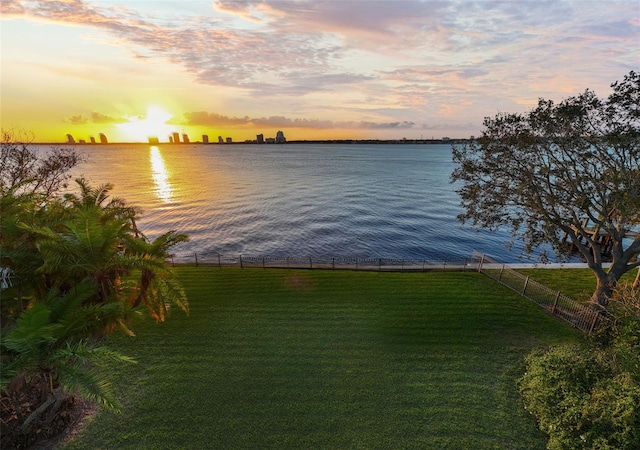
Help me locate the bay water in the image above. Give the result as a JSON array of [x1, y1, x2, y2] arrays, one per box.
[[56, 143, 531, 262]]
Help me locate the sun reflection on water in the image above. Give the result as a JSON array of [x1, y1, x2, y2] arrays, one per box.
[[150, 146, 173, 203]]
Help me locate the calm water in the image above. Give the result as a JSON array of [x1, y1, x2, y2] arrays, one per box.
[[53, 143, 531, 262]]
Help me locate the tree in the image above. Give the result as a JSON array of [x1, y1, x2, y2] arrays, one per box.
[[123, 230, 190, 322], [0, 129, 81, 199], [452, 71, 640, 309], [0, 282, 135, 447], [1, 130, 83, 324], [1, 135, 189, 445]]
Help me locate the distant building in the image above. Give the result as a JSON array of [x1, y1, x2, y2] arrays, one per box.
[[169, 135, 174, 144], [78, 139, 86, 144], [99, 133, 108, 144], [256, 134, 264, 144], [149, 136, 160, 145], [266, 137, 276, 144], [66, 134, 75, 144], [218, 136, 224, 144], [183, 133, 190, 144], [90, 136, 96, 144], [202, 134, 209, 144], [226, 137, 232, 144], [172, 132, 180, 144], [275, 130, 286, 144]]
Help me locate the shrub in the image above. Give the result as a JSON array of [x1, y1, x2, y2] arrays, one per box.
[[519, 326, 640, 449]]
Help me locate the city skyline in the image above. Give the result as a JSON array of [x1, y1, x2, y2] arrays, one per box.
[[1, 1, 638, 143]]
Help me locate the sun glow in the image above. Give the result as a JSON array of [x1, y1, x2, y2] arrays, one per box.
[[118, 106, 174, 142]]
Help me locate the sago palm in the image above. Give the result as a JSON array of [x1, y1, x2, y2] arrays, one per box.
[[123, 230, 190, 321], [1, 281, 135, 433]]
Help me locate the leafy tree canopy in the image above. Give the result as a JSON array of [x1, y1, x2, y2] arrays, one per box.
[[1, 132, 188, 446], [452, 71, 640, 308]]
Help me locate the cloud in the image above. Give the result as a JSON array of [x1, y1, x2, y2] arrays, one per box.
[[181, 112, 251, 126], [180, 111, 416, 130], [91, 112, 119, 124], [65, 114, 88, 125], [10, 1, 639, 95], [65, 111, 122, 125], [213, 0, 279, 23], [0, 0, 25, 15], [6, 0, 639, 138]]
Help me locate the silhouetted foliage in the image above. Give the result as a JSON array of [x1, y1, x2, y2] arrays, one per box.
[[1, 134, 188, 447], [452, 72, 640, 308], [0, 129, 82, 199]]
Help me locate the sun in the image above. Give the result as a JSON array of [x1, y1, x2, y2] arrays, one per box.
[[117, 106, 174, 142]]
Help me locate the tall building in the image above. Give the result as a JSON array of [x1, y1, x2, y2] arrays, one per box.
[[218, 136, 224, 144], [275, 130, 286, 143], [99, 133, 108, 144], [202, 134, 209, 144], [90, 137, 96, 144], [149, 136, 160, 145], [66, 134, 75, 144], [256, 134, 264, 144], [172, 132, 180, 144], [226, 137, 232, 144], [182, 133, 190, 144]]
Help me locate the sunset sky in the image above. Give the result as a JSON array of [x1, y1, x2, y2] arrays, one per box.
[[1, 0, 638, 143]]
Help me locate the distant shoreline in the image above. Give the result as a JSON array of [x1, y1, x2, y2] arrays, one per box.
[[34, 138, 474, 146]]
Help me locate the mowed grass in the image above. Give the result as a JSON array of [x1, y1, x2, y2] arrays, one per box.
[[517, 268, 637, 302], [64, 268, 581, 449]]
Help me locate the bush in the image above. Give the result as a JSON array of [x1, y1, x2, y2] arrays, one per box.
[[519, 325, 640, 449]]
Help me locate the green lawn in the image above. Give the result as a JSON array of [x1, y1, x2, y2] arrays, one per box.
[[517, 268, 638, 302], [64, 268, 580, 449]]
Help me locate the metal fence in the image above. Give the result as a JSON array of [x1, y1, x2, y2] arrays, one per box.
[[471, 251, 605, 334], [168, 250, 606, 334], [170, 253, 477, 272]]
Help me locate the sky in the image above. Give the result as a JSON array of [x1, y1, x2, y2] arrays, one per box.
[[1, 0, 639, 143]]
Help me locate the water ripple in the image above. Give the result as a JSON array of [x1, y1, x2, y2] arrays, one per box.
[[66, 143, 548, 262]]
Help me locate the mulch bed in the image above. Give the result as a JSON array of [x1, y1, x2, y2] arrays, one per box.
[[1, 388, 97, 450]]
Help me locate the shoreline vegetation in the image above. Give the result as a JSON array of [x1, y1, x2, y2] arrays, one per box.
[[32, 138, 473, 146]]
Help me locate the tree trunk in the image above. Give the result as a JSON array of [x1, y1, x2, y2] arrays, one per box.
[[634, 267, 639, 288], [20, 389, 66, 433], [589, 275, 616, 310], [131, 270, 153, 308]]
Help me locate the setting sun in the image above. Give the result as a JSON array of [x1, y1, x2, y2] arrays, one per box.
[[117, 106, 174, 142]]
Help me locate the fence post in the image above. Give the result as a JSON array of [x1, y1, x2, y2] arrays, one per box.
[[443, 259, 447, 271], [477, 254, 485, 272], [498, 264, 505, 281], [240, 255, 243, 269], [401, 259, 404, 272], [379, 258, 382, 271], [218, 254, 221, 269], [170, 254, 174, 267], [195, 253, 199, 267], [287, 257, 290, 269], [309, 257, 312, 269], [332, 257, 335, 270], [522, 276, 530, 296], [423, 259, 426, 272], [356, 258, 358, 270], [262, 257, 265, 269], [588, 312, 599, 335], [551, 291, 561, 314]]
